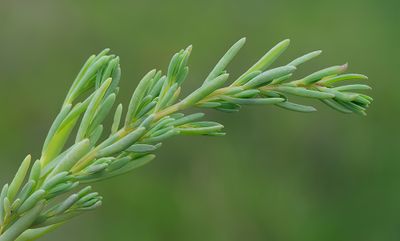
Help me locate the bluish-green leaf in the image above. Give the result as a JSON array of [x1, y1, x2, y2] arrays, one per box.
[[221, 96, 285, 105], [76, 78, 112, 142], [142, 130, 179, 143], [0, 184, 9, 225], [333, 84, 371, 91], [16, 180, 36, 204], [299, 64, 348, 85], [42, 104, 72, 153], [288, 50, 322, 67], [125, 70, 157, 124], [111, 104, 123, 135], [97, 127, 146, 157], [276, 86, 334, 99], [241, 39, 290, 77], [243, 66, 296, 89], [51, 139, 90, 174], [42, 172, 70, 191], [275, 101, 317, 113], [178, 121, 224, 135], [171, 113, 205, 126], [17, 190, 46, 214], [181, 74, 229, 107], [320, 99, 352, 114], [204, 38, 246, 83], [53, 194, 79, 215], [87, 93, 116, 134], [127, 143, 162, 153], [7, 155, 31, 202], [320, 73, 368, 85], [28, 160, 41, 183]]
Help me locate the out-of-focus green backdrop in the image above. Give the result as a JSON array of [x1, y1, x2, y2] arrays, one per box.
[[0, 0, 399, 240]]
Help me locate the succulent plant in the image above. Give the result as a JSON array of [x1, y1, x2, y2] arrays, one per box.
[[0, 38, 372, 241]]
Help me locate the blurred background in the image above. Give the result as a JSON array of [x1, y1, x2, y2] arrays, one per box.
[[0, 0, 399, 240]]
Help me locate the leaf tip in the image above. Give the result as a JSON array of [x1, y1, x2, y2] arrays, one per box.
[[185, 45, 193, 54], [281, 39, 291, 46], [341, 63, 349, 71]]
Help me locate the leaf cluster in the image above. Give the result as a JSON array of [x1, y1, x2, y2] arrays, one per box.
[[0, 38, 372, 241]]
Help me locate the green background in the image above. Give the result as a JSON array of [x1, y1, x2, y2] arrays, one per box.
[[0, 0, 399, 240]]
